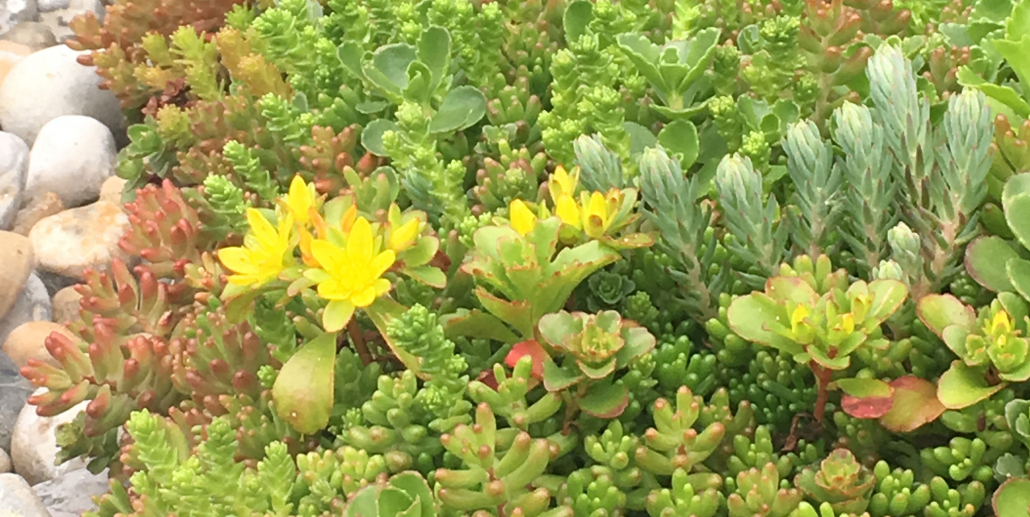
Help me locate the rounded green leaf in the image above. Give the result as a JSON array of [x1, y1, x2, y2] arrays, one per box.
[[273, 333, 337, 435], [966, 236, 1019, 293], [993, 477, 1030, 517], [937, 361, 1006, 410], [657, 120, 699, 168], [579, 380, 630, 418], [916, 294, 976, 338], [880, 376, 946, 432], [1003, 192, 1030, 252], [1007, 257, 1030, 302], [429, 86, 487, 134], [837, 378, 894, 419], [361, 119, 402, 157]]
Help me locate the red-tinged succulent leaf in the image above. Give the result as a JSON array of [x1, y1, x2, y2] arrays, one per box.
[[272, 332, 336, 435], [993, 477, 1030, 517], [505, 340, 549, 379], [837, 378, 894, 419], [476, 369, 499, 390], [965, 236, 1019, 293], [937, 361, 1006, 410], [916, 294, 976, 338], [880, 376, 946, 432], [579, 381, 630, 418]]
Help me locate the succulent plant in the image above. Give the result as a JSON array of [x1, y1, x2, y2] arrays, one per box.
[[727, 462, 803, 517], [342, 471, 435, 517], [794, 449, 876, 514]]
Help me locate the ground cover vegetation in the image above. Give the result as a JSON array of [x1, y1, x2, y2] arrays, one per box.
[[24, 0, 1030, 514]]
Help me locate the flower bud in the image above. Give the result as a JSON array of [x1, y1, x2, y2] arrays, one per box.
[[887, 222, 921, 258]]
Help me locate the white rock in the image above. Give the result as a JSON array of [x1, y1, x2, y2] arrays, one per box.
[[0, 273, 51, 345], [38, 0, 71, 11], [0, 473, 51, 517], [0, 448, 10, 473], [0, 0, 39, 36], [26, 115, 116, 207], [0, 44, 122, 146], [30, 200, 132, 280], [34, 467, 108, 517], [0, 132, 28, 230], [10, 388, 88, 485]]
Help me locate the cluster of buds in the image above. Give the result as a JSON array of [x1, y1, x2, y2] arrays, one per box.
[[508, 165, 651, 250], [120, 180, 208, 278], [297, 124, 382, 197]]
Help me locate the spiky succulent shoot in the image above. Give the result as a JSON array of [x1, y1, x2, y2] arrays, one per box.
[[634, 386, 726, 478], [726, 462, 803, 517], [434, 403, 560, 516]]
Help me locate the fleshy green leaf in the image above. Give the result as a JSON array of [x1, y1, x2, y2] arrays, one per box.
[[917, 294, 977, 338], [657, 120, 700, 169], [429, 86, 487, 134], [273, 332, 336, 435], [579, 381, 630, 418], [993, 477, 1030, 517], [879, 376, 946, 432], [837, 378, 894, 419], [937, 361, 1007, 410], [362, 119, 402, 157], [966, 236, 1020, 293]]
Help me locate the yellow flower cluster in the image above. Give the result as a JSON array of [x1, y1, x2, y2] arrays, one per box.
[[508, 166, 624, 239], [217, 175, 422, 331]]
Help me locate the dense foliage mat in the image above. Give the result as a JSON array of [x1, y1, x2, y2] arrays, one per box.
[[24, 0, 1030, 515]]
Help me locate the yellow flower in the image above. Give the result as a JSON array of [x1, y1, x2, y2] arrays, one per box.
[[791, 304, 810, 334], [389, 218, 421, 252], [285, 175, 315, 226], [218, 209, 295, 286], [548, 165, 579, 203], [840, 313, 856, 334], [990, 310, 1014, 336], [509, 199, 537, 236], [555, 194, 582, 229], [581, 190, 620, 239], [310, 216, 395, 331]]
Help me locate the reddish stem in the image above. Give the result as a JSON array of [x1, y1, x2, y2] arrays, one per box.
[[811, 361, 834, 423], [348, 319, 372, 366]]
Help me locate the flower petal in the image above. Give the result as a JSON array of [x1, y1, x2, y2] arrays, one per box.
[[351, 285, 379, 308], [310, 239, 346, 274], [509, 199, 537, 236], [218, 247, 258, 275], [288, 175, 313, 224], [323, 300, 356, 332], [247, 209, 278, 248], [347, 217, 375, 264], [368, 250, 396, 279], [317, 277, 352, 301], [373, 278, 392, 297]]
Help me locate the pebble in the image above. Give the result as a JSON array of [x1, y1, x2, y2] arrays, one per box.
[[0, 0, 39, 35], [12, 190, 62, 235], [34, 467, 108, 517], [10, 390, 88, 485], [30, 200, 131, 280], [0, 473, 51, 517], [0, 231, 34, 320], [0, 21, 58, 51], [0, 448, 9, 473], [38, 0, 104, 42], [98, 175, 127, 203], [0, 273, 51, 345], [0, 132, 29, 231], [3, 321, 74, 368], [0, 40, 33, 87], [26, 115, 116, 207], [38, 270, 79, 299], [51, 286, 81, 324], [0, 350, 33, 452], [0, 44, 122, 146]]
